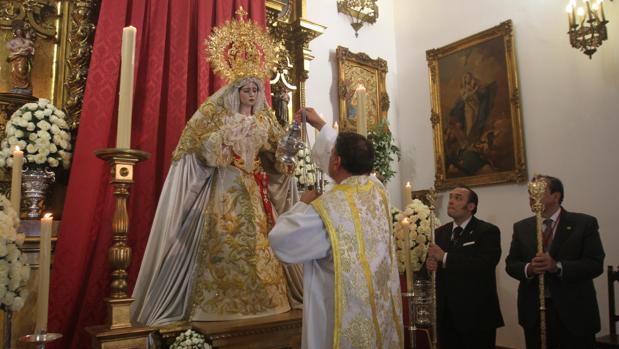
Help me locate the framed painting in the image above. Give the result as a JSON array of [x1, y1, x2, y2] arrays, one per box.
[[336, 46, 389, 133], [426, 20, 526, 190]]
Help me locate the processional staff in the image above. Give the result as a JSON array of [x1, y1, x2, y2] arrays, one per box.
[[528, 178, 547, 349], [426, 188, 438, 349]]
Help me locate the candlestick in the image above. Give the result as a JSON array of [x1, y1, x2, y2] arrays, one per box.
[[401, 217, 414, 292], [10, 146, 23, 213], [35, 213, 53, 333], [404, 181, 413, 207], [355, 84, 367, 137], [117, 26, 137, 149]]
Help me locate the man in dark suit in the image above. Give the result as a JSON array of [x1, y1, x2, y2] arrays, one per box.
[[427, 186, 504, 349], [505, 175, 605, 349]]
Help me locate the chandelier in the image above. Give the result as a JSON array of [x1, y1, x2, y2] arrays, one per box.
[[565, 0, 612, 58], [336, 0, 379, 37]]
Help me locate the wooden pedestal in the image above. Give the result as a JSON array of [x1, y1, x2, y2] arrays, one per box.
[[192, 309, 302, 349]]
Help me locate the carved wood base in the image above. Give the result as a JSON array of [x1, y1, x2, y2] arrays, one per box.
[[86, 324, 153, 349], [192, 309, 302, 349]]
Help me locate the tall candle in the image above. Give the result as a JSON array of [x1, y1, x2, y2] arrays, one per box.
[[10, 146, 23, 212], [35, 213, 53, 333], [355, 85, 367, 137], [404, 181, 413, 207], [401, 217, 414, 292], [117, 26, 137, 149]]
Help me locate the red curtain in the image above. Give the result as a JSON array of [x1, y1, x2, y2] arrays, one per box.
[[48, 1, 265, 348]]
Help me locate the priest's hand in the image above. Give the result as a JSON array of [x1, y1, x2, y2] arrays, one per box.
[[427, 243, 445, 263], [295, 107, 326, 131], [426, 256, 438, 272], [530, 252, 558, 274], [300, 189, 321, 204]]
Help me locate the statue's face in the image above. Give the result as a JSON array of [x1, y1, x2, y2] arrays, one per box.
[[239, 82, 258, 109]]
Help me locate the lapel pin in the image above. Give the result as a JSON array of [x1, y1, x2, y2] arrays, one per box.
[[567, 226, 572, 230]]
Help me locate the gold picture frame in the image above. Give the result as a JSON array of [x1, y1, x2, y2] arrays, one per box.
[[336, 46, 389, 133], [426, 20, 526, 190]]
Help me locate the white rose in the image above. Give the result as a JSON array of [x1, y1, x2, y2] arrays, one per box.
[[3, 290, 15, 306], [17, 140, 26, 150], [27, 122, 36, 131], [37, 130, 51, 140], [25, 103, 38, 111], [38, 99, 49, 107], [54, 109, 66, 118], [28, 133, 37, 142], [57, 119, 69, 129], [6, 244, 19, 262], [6, 158, 12, 167], [34, 110, 45, 120], [62, 153, 71, 168], [0, 286, 6, 302], [9, 296, 24, 311], [8, 275, 20, 291], [48, 157, 59, 167], [26, 144, 37, 153], [37, 120, 51, 130], [18, 118, 28, 127], [43, 108, 52, 116], [22, 111, 32, 120], [0, 159, 5, 168], [26, 155, 35, 162], [60, 130, 70, 140], [6, 125, 15, 136], [15, 233, 25, 247], [50, 124, 61, 135], [34, 153, 47, 164], [15, 130, 24, 138]]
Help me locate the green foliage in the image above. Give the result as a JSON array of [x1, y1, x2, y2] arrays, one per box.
[[367, 118, 400, 184]]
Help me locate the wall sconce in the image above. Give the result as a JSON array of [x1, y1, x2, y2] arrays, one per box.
[[337, 0, 379, 37], [566, 0, 612, 58]]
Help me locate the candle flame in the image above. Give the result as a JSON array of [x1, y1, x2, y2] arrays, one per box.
[[43, 213, 53, 219], [401, 217, 410, 225], [14, 145, 20, 152], [405, 181, 411, 188]]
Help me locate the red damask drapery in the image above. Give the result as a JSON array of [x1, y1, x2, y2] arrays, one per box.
[[48, 1, 266, 348]]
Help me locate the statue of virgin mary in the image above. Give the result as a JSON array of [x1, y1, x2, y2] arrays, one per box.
[[131, 8, 303, 326]]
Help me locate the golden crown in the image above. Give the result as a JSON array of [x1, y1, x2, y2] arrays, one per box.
[[206, 7, 276, 82]]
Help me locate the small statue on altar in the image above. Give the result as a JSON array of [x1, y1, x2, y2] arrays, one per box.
[[131, 8, 303, 326], [6, 20, 35, 95], [272, 87, 291, 127]]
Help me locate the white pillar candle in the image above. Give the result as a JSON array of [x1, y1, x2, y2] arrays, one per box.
[[401, 217, 413, 292], [355, 84, 367, 137], [35, 213, 53, 333], [117, 26, 137, 149], [10, 146, 23, 212], [404, 181, 413, 207]]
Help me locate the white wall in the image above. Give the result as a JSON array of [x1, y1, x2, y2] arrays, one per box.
[[306, 0, 619, 348], [305, 0, 403, 201]]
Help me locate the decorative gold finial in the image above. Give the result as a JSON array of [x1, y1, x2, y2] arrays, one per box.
[[206, 6, 277, 82], [528, 175, 547, 214]]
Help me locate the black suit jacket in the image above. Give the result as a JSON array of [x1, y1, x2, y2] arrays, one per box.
[[435, 216, 504, 332], [505, 209, 605, 335]]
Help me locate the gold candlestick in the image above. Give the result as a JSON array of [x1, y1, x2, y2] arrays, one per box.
[[426, 188, 438, 349], [86, 148, 153, 349], [95, 148, 149, 328], [528, 177, 547, 349]]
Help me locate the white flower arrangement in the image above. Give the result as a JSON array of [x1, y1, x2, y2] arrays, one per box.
[[170, 329, 211, 349], [0, 98, 72, 169], [393, 199, 440, 272], [0, 194, 30, 312], [294, 146, 317, 187]]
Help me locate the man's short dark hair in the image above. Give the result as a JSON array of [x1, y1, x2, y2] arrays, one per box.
[[334, 132, 375, 175], [536, 175, 564, 204], [455, 185, 478, 215]]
